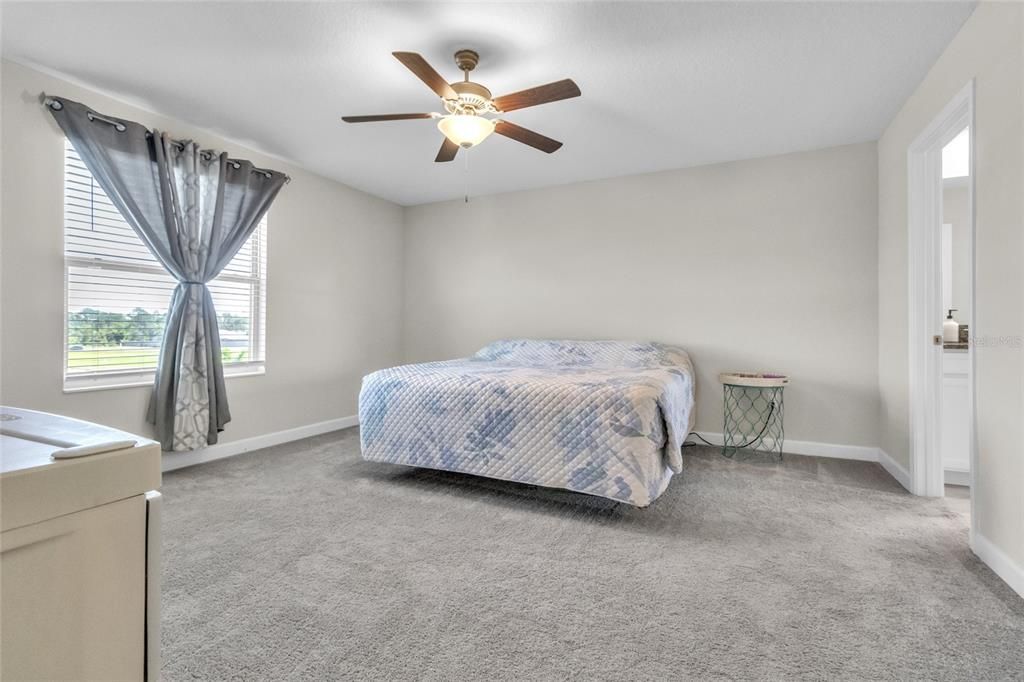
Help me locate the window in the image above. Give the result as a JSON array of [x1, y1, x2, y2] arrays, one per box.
[[63, 140, 267, 390], [942, 127, 969, 179]]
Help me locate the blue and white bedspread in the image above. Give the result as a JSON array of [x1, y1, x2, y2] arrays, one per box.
[[358, 340, 696, 507]]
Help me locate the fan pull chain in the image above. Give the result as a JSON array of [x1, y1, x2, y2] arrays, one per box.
[[464, 148, 470, 203]]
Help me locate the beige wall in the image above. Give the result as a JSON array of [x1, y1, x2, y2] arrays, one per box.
[[877, 3, 1023, 566], [403, 143, 880, 447], [0, 61, 405, 449]]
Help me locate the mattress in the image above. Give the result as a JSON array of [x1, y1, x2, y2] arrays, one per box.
[[358, 339, 696, 507]]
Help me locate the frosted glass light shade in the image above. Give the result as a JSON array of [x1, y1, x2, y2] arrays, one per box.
[[437, 115, 495, 148]]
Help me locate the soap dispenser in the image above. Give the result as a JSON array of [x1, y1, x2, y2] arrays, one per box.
[[943, 309, 960, 343]]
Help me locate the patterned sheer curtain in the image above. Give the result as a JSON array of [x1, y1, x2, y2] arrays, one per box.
[[46, 96, 288, 451]]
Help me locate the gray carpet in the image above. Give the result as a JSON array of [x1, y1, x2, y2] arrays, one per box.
[[162, 427, 1024, 680]]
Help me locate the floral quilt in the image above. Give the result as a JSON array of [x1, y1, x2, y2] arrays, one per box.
[[359, 339, 695, 506]]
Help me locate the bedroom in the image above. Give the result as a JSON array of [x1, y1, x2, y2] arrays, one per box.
[[0, 1, 1022, 679]]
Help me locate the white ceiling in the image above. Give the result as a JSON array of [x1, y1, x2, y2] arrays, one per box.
[[3, 1, 975, 206]]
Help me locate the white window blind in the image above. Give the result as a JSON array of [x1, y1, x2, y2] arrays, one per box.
[[64, 139, 267, 388]]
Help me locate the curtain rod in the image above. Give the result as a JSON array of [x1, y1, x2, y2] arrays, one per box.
[[42, 94, 291, 184]]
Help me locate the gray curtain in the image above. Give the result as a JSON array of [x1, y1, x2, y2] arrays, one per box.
[[46, 96, 288, 451]]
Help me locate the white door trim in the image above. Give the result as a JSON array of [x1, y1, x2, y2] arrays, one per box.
[[906, 81, 975, 532]]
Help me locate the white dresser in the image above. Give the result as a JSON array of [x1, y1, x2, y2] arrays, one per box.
[[0, 407, 161, 681]]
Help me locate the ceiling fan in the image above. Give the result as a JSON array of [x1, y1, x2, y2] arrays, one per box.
[[342, 49, 581, 162]]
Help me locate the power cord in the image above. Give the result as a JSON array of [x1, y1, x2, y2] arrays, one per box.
[[683, 432, 716, 447], [683, 401, 777, 452]]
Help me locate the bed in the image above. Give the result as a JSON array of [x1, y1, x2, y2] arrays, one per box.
[[358, 339, 696, 507]]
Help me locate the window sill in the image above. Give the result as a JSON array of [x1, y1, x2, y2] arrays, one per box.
[[63, 365, 265, 394]]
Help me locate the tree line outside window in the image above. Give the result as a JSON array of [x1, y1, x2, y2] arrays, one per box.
[[68, 308, 250, 348]]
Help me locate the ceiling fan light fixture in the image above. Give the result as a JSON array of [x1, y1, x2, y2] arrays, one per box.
[[437, 114, 495, 149], [341, 50, 581, 162]]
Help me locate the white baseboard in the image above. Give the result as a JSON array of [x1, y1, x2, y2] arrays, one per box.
[[165, 421, 904, 489], [944, 467, 971, 487], [161, 415, 358, 473], [972, 532, 1024, 600], [693, 431, 879, 462], [877, 448, 913, 492], [693, 433, 915, 492]]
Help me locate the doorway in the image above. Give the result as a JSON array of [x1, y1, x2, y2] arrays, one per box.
[[906, 81, 975, 536]]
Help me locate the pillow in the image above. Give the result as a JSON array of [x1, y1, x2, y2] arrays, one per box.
[[473, 339, 690, 369]]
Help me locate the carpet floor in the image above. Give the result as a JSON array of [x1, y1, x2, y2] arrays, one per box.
[[161, 427, 1024, 680]]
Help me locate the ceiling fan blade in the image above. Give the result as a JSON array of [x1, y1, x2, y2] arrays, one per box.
[[492, 79, 581, 112], [435, 137, 459, 163], [393, 52, 458, 100], [494, 120, 563, 153], [341, 113, 435, 123]]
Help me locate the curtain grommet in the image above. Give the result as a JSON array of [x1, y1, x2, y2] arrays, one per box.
[[86, 111, 127, 132]]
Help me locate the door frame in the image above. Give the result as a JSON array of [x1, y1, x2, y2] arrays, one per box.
[[906, 80, 975, 525]]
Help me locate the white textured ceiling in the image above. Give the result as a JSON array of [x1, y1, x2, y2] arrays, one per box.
[[3, 1, 975, 205]]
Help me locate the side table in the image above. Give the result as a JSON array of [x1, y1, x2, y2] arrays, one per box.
[[718, 372, 790, 458]]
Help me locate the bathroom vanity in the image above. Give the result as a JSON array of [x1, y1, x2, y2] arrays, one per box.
[[941, 348, 970, 486]]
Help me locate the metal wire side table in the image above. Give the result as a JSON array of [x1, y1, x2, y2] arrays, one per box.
[[719, 372, 790, 459]]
